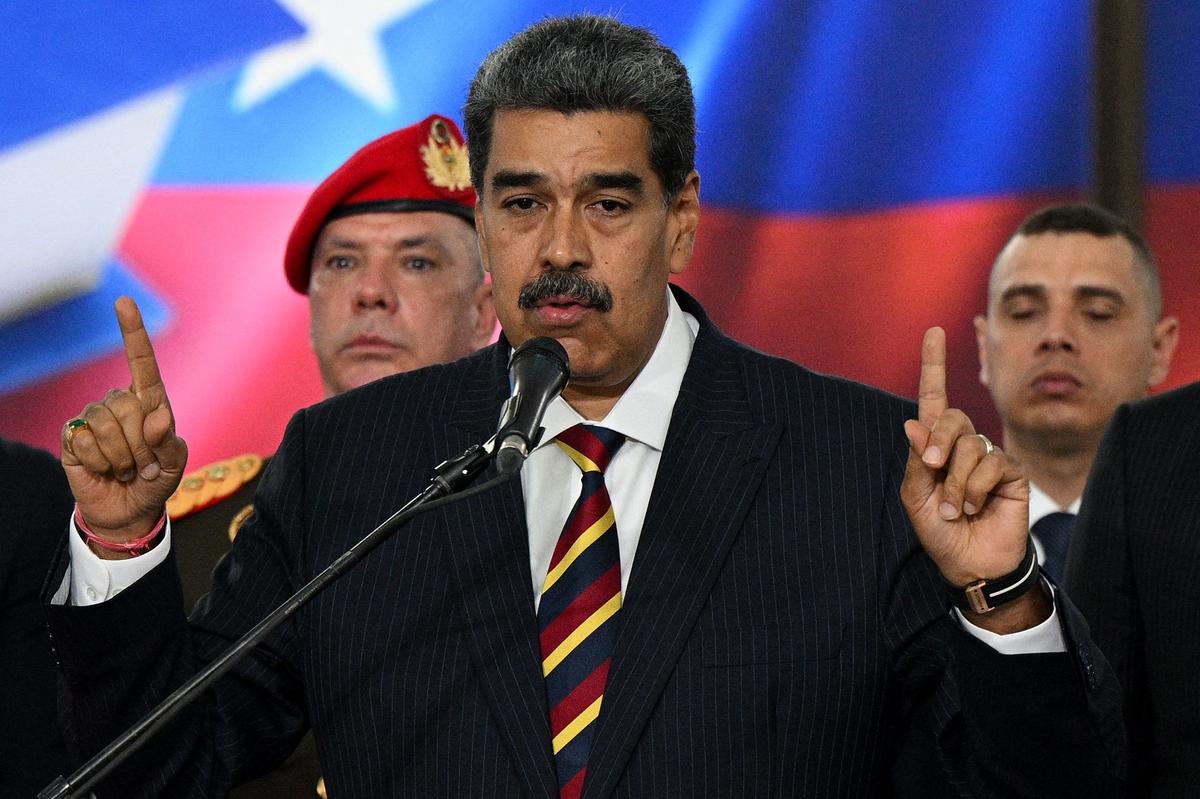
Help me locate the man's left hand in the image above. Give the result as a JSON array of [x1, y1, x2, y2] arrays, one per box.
[[900, 327, 1048, 631]]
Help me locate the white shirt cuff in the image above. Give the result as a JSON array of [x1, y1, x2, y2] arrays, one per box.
[[954, 581, 1066, 654], [66, 515, 173, 606]]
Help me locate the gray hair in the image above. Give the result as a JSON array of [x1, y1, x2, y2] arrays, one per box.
[[464, 15, 696, 202]]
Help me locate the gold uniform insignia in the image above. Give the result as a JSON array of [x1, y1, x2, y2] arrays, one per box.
[[166, 453, 264, 520], [420, 118, 471, 191], [228, 504, 255, 542]]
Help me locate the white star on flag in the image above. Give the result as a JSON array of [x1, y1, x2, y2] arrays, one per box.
[[234, 0, 435, 113]]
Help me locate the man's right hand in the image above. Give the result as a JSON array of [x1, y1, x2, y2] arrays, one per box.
[[60, 296, 187, 553]]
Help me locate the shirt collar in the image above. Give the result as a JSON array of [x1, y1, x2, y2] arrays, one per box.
[[1028, 480, 1082, 525], [536, 288, 698, 452]]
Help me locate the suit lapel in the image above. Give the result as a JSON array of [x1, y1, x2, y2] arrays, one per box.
[[583, 305, 783, 799], [438, 344, 558, 799]]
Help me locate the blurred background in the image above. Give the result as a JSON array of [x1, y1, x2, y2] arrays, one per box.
[[1, 0, 1196, 467]]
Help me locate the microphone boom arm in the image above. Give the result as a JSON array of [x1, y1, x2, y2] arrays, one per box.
[[42, 336, 571, 798], [39, 437, 508, 799]]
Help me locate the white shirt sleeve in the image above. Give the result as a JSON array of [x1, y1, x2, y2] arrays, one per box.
[[954, 581, 1066, 654], [60, 516, 173, 606]]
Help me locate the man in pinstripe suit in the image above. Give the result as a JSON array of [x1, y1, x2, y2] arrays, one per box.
[[45, 15, 1124, 798], [1067, 381, 1200, 796]]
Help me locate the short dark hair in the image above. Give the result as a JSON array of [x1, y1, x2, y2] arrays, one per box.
[[996, 203, 1163, 317], [464, 15, 696, 202]]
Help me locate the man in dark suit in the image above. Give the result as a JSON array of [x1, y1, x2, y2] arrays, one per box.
[[0, 438, 73, 798], [43, 15, 1123, 798], [1066, 381, 1200, 796], [973, 204, 1178, 581]]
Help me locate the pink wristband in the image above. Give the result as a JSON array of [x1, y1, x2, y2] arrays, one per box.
[[75, 504, 166, 556]]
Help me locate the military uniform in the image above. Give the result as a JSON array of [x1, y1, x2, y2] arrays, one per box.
[[169, 455, 323, 799], [170, 453, 265, 611]]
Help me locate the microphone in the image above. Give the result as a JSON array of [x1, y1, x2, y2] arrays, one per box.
[[494, 336, 570, 475]]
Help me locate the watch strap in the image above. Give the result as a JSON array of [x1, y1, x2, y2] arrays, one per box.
[[945, 534, 1039, 614]]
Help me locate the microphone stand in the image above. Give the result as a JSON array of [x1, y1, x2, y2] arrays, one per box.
[[40, 438, 506, 799]]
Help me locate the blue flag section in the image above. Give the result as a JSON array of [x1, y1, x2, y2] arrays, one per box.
[[1, 0, 1197, 466], [1148, 0, 1200, 183], [691, 1, 1093, 212], [151, 0, 1093, 210], [0, 0, 301, 151]]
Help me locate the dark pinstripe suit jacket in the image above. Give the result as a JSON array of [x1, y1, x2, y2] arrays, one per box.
[[1066, 381, 1200, 797], [46, 290, 1123, 798], [1, 439, 73, 799]]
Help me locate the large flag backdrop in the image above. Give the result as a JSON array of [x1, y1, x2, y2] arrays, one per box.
[[1, 0, 1197, 467]]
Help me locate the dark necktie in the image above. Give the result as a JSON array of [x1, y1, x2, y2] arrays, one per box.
[[1034, 511, 1076, 582], [537, 424, 625, 799]]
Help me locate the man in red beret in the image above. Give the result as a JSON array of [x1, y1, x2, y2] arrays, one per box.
[[171, 112, 495, 603], [287, 114, 495, 398], [167, 114, 495, 799]]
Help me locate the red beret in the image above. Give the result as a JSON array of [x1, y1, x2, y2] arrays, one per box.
[[284, 114, 476, 294]]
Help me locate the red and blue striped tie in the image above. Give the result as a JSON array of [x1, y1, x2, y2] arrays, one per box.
[[538, 424, 625, 799]]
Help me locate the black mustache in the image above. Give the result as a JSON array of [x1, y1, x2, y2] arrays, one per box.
[[517, 271, 614, 312]]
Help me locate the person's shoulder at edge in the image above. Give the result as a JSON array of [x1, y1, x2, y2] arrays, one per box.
[[1125, 378, 1200, 421], [0, 438, 74, 549], [0, 437, 72, 493], [1100, 379, 1200, 477]]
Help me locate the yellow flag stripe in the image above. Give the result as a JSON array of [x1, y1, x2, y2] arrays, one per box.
[[543, 593, 622, 675], [541, 507, 615, 594], [552, 695, 604, 754], [555, 440, 600, 473]]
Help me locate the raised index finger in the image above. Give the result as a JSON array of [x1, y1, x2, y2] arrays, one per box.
[[114, 296, 166, 406], [917, 326, 948, 427]]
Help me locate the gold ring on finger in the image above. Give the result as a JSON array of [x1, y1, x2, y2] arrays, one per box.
[[66, 417, 89, 448], [976, 433, 995, 456]]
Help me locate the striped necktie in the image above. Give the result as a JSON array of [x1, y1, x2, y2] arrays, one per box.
[[537, 423, 625, 799]]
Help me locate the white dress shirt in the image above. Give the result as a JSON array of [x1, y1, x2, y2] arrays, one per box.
[[58, 514, 174, 606], [63, 288, 1063, 653], [522, 288, 698, 611]]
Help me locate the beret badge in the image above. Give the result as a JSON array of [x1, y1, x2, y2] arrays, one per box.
[[421, 118, 471, 192]]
